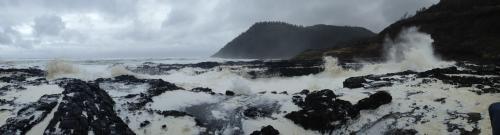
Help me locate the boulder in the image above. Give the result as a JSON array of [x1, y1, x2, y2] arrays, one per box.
[[355, 91, 392, 110], [250, 125, 280, 135]]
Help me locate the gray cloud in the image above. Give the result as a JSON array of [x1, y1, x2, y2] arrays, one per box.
[[34, 15, 65, 36], [0, 0, 438, 59]]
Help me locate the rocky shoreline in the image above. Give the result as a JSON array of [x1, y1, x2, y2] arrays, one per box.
[[0, 60, 498, 134]]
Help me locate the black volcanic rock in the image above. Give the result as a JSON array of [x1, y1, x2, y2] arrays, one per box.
[[96, 75, 183, 110], [212, 22, 375, 59], [343, 76, 367, 88], [295, 0, 500, 64], [0, 94, 60, 135], [286, 89, 392, 133], [191, 87, 215, 95], [285, 89, 359, 133], [250, 125, 280, 135], [44, 79, 135, 135], [355, 91, 392, 110]]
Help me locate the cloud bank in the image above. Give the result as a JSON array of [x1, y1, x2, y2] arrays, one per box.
[[0, 0, 438, 59]]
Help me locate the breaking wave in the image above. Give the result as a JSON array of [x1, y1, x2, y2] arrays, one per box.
[[323, 27, 454, 78], [46, 59, 79, 79]]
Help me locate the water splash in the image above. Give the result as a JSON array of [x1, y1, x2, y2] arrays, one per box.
[[384, 27, 453, 71], [46, 59, 79, 79]]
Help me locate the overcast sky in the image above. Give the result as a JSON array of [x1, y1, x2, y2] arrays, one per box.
[[0, 0, 438, 59]]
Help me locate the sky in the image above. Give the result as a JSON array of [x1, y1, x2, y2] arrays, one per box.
[[0, 0, 439, 59]]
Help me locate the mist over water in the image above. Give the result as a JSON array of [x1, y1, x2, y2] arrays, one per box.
[[385, 27, 452, 71], [38, 27, 454, 94], [322, 27, 453, 78]]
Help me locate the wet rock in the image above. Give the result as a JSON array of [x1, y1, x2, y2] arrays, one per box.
[[97, 75, 183, 110], [44, 79, 135, 135], [445, 112, 482, 135], [343, 76, 367, 88], [191, 87, 215, 95], [154, 110, 191, 117], [291, 95, 304, 106], [113, 75, 145, 84], [434, 98, 446, 104], [285, 89, 358, 133], [139, 120, 151, 128], [286, 89, 393, 133], [474, 87, 500, 95], [417, 66, 500, 93], [364, 81, 392, 89], [0, 99, 14, 106], [0, 75, 26, 83], [384, 129, 418, 135], [192, 62, 220, 69], [225, 90, 235, 96], [250, 125, 280, 135], [0, 68, 45, 77], [0, 85, 26, 94], [243, 107, 273, 119], [299, 89, 309, 95], [0, 94, 60, 134], [131, 60, 324, 77], [355, 91, 392, 110]]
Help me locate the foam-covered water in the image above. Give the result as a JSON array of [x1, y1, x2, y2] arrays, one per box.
[[0, 28, 497, 134]]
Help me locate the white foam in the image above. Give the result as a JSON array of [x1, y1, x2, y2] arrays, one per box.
[[148, 90, 221, 111], [2, 84, 63, 104]]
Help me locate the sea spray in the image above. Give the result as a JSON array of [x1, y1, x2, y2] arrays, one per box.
[[110, 65, 135, 77], [322, 27, 454, 77], [46, 59, 79, 79], [384, 27, 453, 71]]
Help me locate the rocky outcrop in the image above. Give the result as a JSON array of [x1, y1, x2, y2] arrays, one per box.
[[286, 89, 392, 133], [0, 94, 60, 135], [96, 75, 183, 110], [44, 79, 135, 135], [355, 91, 392, 110], [130, 60, 325, 77], [295, 0, 500, 64], [212, 22, 375, 59], [343, 70, 416, 89], [250, 125, 280, 135], [0, 68, 45, 83]]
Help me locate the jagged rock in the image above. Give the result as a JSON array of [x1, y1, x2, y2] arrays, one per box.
[[343, 76, 367, 88], [364, 81, 392, 89], [225, 90, 235, 96], [285, 89, 358, 133], [355, 91, 392, 110], [445, 112, 482, 135], [139, 120, 151, 128], [96, 75, 183, 110], [250, 125, 280, 135], [154, 110, 191, 117], [0, 94, 60, 135], [286, 89, 393, 133], [0, 68, 45, 77], [44, 79, 135, 135], [279, 91, 288, 95], [191, 87, 215, 95], [384, 129, 418, 135], [434, 98, 446, 104], [243, 107, 272, 119], [0, 75, 26, 83]]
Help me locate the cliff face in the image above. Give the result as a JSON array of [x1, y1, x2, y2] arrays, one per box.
[[212, 22, 375, 59], [295, 0, 500, 63]]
